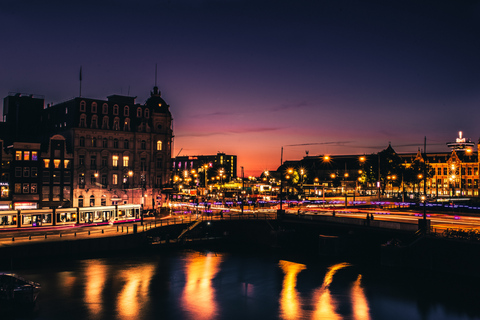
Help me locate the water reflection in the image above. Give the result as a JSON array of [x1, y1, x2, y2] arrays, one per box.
[[279, 260, 307, 320], [312, 262, 350, 320], [84, 260, 108, 319], [351, 274, 371, 320], [116, 264, 155, 319], [181, 252, 224, 320]]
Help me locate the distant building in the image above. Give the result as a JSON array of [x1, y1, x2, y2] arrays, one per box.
[[173, 152, 237, 188]]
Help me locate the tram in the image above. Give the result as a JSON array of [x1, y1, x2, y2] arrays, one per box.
[[0, 204, 141, 229]]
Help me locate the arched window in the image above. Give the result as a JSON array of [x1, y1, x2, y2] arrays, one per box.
[[91, 137, 97, 147], [101, 195, 106, 206], [123, 118, 130, 131], [113, 117, 120, 130], [91, 102, 97, 113], [89, 195, 95, 207], [102, 116, 109, 129], [141, 140, 146, 150], [137, 107, 142, 117], [145, 108, 150, 118], [79, 136, 85, 147], [156, 140, 162, 150], [78, 195, 84, 207], [79, 114, 87, 127], [102, 138, 108, 148], [102, 103, 108, 114], [113, 104, 119, 115], [91, 115, 98, 128], [113, 139, 119, 148], [124, 106, 129, 116], [80, 101, 86, 112], [124, 139, 129, 149]]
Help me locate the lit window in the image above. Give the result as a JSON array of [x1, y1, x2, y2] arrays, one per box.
[[112, 155, 118, 167], [23, 183, 29, 194], [156, 140, 162, 150], [44, 159, 50, 168], [23, 151, 30, 161], [123, 156, 129, 167], [64, 160, 70, 168], [15, 183, 21, 194], [15, 151, 22, 161], [31, 183, 37, 194], [32, 151, 38, 161], [54, 159, 61, 168], [113, 174, 118, 185]]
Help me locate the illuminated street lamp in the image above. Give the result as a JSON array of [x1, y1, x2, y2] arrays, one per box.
[[128, 170, 134, 203]]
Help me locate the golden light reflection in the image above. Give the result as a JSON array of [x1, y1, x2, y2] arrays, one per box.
[[312, 262, 351, 320], [278, 260, 306, 320], [84, 260, 108, 318], [181, 252, 224, 320], [58, 271, 76, 298], [116, 264, 155, 319], [351, 274, 371, 320]]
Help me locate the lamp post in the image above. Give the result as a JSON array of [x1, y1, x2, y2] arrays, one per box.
[[128, 170, 133, 204]]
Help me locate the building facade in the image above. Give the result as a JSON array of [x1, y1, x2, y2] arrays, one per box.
[[1, 86, 173, 210]]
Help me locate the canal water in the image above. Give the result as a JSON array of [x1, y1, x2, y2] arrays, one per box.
[[6, 247, 480, 320]]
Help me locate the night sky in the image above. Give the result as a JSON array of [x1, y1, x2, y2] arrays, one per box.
[[1, 0, 480, 175]]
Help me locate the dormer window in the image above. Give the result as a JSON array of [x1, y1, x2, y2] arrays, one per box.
[[124, 106, 129, 116], [80, 101, 86, 112], [137, 107, 142, 117], [102, 103, 108, 114], [145, 108, 150, 118], [113, 104, 119, 115], [91, 102, 97, 113]]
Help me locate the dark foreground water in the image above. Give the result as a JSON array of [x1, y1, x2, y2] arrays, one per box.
[[5, 247, 480, 320]]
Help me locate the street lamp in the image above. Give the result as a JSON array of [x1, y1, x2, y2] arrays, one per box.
[[128, 170, 133, 204]]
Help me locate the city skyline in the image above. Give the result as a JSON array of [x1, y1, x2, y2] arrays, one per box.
[[2, 0, 480, 176]]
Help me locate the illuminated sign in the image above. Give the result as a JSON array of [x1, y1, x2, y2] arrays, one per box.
[[14, 202, 38, 210], [188, 157, 198, 160], [0, 182, 8, 186]]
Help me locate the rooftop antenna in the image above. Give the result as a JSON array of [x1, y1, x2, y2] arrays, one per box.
[[79, 66, 83, 97]]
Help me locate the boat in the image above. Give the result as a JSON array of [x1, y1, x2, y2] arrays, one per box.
[[0, 273, 40, 309]]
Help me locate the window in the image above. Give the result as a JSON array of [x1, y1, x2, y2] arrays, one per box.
[[90, 155, 96, 169], [54, 159, 61, 169], [15, 167, 22, 177], [156, 157, 162, 169], [80, 101, 86, 112], [101, 196, 106, 206], [23, 183, 29, 194], [101, 157, 108, 167], [79, 136, 85, 147], [24, 151, 30, 161], [79, 174, 85, 188], [156, 140, 162, 150], [113, 139, 119, 148], [123, 156, 129, 167], [32, 151, 38, 161], [101, 175, 107, 188], [103, 103, 108, 114], [124, 139, 129, 149], [91, 116, 98, 129], [91, 102, 97, 113], [90, 195, 95, 207], [31, 183, 37, 194], [78, 195, 84, 207], [112, 155, 119, 167], [91, 174, 97, 184], [137, 107, 142, 117], [102, 138, 108, 148], [79, 155, 85, 166], [31, 167, 38, 177], [124, 105, 129, 116], [140, 158, 146, 171], [437, 168, 441, 175], [113, 104, 119, 115], [113, 174, 118, 185], [44, 159, 50, 168], [15, 151, 22, 161], [123, 118, 130, 131], [145, 108, 150, 118], [53, 171, 61, 183], [113, 117, 120, 130], [141, 140, 146, 150], [23, 167, 30, 177], [15, 183, 21, 194], [80, 114, 87, 127], [443, 167, 447, 175], [468, 167, 473, 175], [102, 116, 109, 129], [43, 171, 50, 183]]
